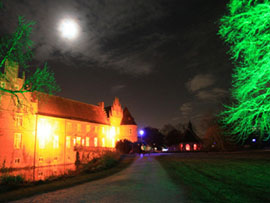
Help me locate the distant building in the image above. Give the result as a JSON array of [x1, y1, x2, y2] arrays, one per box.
[[0, 61, 137, 171], [179, 121, 202, 151]]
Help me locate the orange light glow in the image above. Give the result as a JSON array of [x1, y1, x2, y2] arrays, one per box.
[[37, 118, 52, 149]]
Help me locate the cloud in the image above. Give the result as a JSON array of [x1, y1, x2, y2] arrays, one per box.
[[111, 85, 126, 94], [196, 88, 228, 101], [180, 102, 192, 116], [186, 74, 215, 92]]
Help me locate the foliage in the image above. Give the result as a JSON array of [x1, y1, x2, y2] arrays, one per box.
[[0, 16, 60, 103], [143, 127, 165, 149], [0, 174, 24, 186], [115, 139, 133, 154], [219, 0, 270, 143]]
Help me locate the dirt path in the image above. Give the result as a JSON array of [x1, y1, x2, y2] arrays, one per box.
[[14, 154, 184, 203]]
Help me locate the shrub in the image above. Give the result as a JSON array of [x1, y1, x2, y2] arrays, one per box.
[[0, 175, 25, 185], [116, 139, 133, 154]]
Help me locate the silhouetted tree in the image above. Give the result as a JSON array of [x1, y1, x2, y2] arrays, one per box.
[[143, 127, 165, 150], [115, 139, 133, 154]]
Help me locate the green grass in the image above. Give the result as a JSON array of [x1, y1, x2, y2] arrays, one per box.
[[156, 151, 270, 203], [0, 154, 135, 202]]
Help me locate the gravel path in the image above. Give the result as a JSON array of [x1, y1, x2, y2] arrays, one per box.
[[14, 154, 184, 203]]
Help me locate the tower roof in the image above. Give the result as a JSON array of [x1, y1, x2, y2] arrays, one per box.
[[121, 107, 137, 125]]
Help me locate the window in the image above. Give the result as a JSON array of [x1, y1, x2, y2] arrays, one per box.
[[129, 128, 132, 135], [95, 126, 98, 133], [82, 138, 85, 146], [73, 138, 76, 145], [76, 137, 81, 145], [14, 158, 20, 163], [14, 133, 22, 149], [94, 137, 98, 147], [77, 124, 81, 132], [66, 136, 71, 148], [86, 125, 90, 132], [102, 127, 105, 134], [15, 114, 23, 127], [67, 122, 72, 131], [86, 137, 90, 147], [102, 138, 105, 147], [53, 135, 59, 149]]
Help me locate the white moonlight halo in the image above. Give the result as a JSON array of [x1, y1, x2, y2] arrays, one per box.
[[59, 19, 79, 40]]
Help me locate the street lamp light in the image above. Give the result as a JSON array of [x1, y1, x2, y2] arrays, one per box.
[[139, 130, 144, 142]]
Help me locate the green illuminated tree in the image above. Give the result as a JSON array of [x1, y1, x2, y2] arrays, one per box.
[[0, 16, 60, 103], [219, 0, 270, 142]]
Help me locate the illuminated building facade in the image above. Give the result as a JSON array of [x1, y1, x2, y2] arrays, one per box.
[[0, 62, 137, 169]]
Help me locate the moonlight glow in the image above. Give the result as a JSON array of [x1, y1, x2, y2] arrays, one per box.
[[59, 19, 79, 39]]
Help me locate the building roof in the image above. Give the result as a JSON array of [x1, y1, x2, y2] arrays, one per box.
[[121, 107, 137, 125], [104, 106, 111, 118], [37, 94, 109, 124]]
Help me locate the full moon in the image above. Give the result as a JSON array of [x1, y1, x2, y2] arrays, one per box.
[[59, 19, 79, 40]]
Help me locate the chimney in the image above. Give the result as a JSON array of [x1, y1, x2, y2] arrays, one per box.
[[98, 102, 104, 109]]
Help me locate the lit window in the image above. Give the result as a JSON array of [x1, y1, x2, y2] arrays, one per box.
[[14, 133, 22, 149], [194, 144, 197, 151], [102, 138, 105, 147], [66, 136, 71, 148], [76, 137, 81, 145], [94, 137, 98, 147], [53, 135, 59, 149], [86, 137, 90, 147], [15, 114, 23, 127], [77, 124, 81, 132], [73, 138, 76, 145], [67, 122, 72, 131], [185, 144, 190, 151], [86, 125, 90, 132], [82, 138, 85, 146]]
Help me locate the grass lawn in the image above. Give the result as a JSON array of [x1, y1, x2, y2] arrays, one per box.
[[0, 155, 135, 202], [156, 151, 270, 203]]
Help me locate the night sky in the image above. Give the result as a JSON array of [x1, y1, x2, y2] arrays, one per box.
[[0, 0, 233, 136]]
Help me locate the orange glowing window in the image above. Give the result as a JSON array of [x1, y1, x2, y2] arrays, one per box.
[[53, 135, 59, 149], [14, 133, 22, 149], [73, 138, 76, 145], [194, 144, 197, 151], [185, 144, 190, 151], [76, 137, 81, 145], [86, 125, 90, 132], [66, 136, 71, 148], [86, 137, 90, 147], [102, 138, 105, 147], [67, 122, 72, 131], [94, 137, 98, 147], [77, 124, 81, 132], [180, 144, 183, 150], [15, 114, 23, 127], [82, 138, 85, 146]]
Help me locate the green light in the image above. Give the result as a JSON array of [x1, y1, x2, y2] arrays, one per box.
[[218, 0, 270, 142]]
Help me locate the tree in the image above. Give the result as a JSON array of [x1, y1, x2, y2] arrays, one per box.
[[161, 124, 183, 147], [0, 16, 60, 103], [218, 0, 270, 143], [143, 127, 165, 150], [115, 139, 133, 154]]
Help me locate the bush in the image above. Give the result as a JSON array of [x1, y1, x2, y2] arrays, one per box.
[[0, 175, 25, 185], [115, 139, 133, 154], [84, 151, 120, 173]]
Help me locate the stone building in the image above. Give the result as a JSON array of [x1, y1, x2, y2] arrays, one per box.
[[0, 61, 137, 172]]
